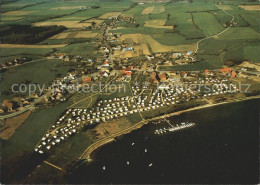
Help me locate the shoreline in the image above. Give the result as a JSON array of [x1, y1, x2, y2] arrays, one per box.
[[79, 95, 260, 160]]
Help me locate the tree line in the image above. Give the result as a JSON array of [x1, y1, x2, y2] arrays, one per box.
[[0, 25, 66, 44]]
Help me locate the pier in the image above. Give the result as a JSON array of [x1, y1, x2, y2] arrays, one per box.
[[155, 121, 195, 135]]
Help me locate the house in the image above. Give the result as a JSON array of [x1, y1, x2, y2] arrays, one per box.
[[220, 68, 231, 74], [121, 69, 132, 76], [83, 76, 92, 83], [187, 51, 193, 56], [103, 60, 109, 66], [172, 52, 182, 59], [151, 72, 159, 84], [159, 73, 167, 82], [231, 71, 237, 78], [2, 100, 13, 112], [103, 72, 109, 77]]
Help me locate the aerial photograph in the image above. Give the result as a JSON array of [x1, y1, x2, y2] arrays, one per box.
[[0, 0, 259, 184]]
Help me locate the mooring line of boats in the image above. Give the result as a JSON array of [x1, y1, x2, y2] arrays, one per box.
[[155, 121, 195, 135]]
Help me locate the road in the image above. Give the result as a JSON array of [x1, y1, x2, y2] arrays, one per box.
[[194, 6, 234, 54]]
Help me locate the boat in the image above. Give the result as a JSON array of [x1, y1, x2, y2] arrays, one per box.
[[103, 166, 106, 170], [127, 161, 130, 165], [148, 163, 153, 167], [131, 142, 135, 146], [145, 149, 147, 153]]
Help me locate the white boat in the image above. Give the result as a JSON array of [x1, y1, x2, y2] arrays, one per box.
[[149, 163, 153, 167], [145, 149, 147, 153], [127, 161, 130, 165], [132, 142, 135, 146], [103, 166, 106, 170]]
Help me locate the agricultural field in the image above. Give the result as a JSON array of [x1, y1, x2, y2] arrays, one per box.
[[193, 12, 224, 37], [55, 43, 98, 57], [165, 12, 205, 39], [50, 31, 98, 39], [144, 19, 172, 29]]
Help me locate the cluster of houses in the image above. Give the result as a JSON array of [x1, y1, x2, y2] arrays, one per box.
[[1, 57, 32, 68], [1, 97, 34, 113]]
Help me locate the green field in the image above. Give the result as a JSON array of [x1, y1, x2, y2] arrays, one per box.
[[193, 12, 224, 36], [0, 47, 55, 57]]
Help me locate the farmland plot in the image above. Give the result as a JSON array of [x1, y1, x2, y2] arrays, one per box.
[[193, 12, 224, 36], [165, 13, 205, 39]]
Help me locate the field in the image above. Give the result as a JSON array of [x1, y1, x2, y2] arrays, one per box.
[[56, 43, 97, 56], [0, 44, 66, 57], [33, 21, 92, 28], [0, 44, 66, 48], [141, 7, 154, 15], [193, 12, 224, 36], [0, 48, 54, 57], [165, 12, 205, 39], [144, 19, 172, 29], [120, 34, 196, 53], [50, 31, 98, 39], [1, 16, 24, 21], [2, 10, 35, 16], [214, 27, 260, 40], [99, 12, 121, 19], [239, 5, 260, 11], [0, 111, 31, 140]]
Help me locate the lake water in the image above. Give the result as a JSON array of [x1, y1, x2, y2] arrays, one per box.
[[69, 98, 259, 184]]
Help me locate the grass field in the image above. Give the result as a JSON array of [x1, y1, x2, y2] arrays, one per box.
[[0, 48, 54, 57], [165, 12, 205, 39], [214, 27, 260, 40], [0, 44, 66, 57], [243, 45, 260, 63], [56, 43, 97, 57], [193, 12, 224, 36]]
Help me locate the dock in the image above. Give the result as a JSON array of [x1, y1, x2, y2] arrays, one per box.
[[155, 122, 195, 135]]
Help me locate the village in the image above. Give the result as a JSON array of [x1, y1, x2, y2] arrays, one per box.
[[1, 10, 260, 147]]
